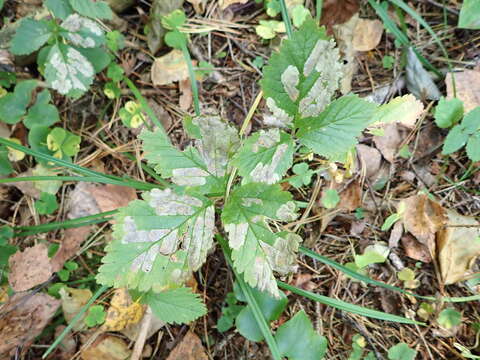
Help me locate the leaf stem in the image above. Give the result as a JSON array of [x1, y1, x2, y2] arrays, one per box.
[[279, 0, 293, 39], [181, 43, 201, 116]]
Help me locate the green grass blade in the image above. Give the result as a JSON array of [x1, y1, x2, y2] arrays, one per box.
[[217, 235, 282, 360], [279, 0, 294, 38], [367, 0, 441, 76], [181, 44, 201, 117], [42, 285, 109, 359], [316, 0, 323, 23], [278, 281, 422, 325]]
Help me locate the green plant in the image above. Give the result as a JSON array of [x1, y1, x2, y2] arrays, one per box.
[[458, 0, 480, 29]]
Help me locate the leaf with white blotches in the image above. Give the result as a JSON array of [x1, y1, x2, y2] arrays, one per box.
[[97, 188, 215, 292], [232, 128, 294, 185], [44, 44, 94, 98], [60, 14, 105, 48], [261, 19, 343, 125], [142, 115, 239, 192], [222, 183, 301, 297], [296, 94, 377, 160]]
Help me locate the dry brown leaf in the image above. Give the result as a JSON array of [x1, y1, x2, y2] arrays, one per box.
[[352, 18, 383, 51], [166, 331, 208, 360], [321, 0, 359, 31], [401, 234, 432, 263], [81, 334, 131, 360], [0, 292, 60, 356], [218, 0, 248, 10], [400, 195, 446, 256], [437, 210, 480, 284], [388, 221, 403, 248], [333, 14, 357, 94], [67, 182, 100, 220], [338, 180, 362, 211], [356, 144, 382, 179], [151, 49, 189, 86], [373, 123, 407, 163], [445, 69, 480, 113], [51, 226, 92, 272], [179, 78, 193, 111], [88, 184, 137, 214], [53, 325, 76, 360], [8, 243, 52, 291], [59, 287, 92, 331], [120, 307, 165, 341], [102, 288, 145, 332], [186, 0, 207, 13]]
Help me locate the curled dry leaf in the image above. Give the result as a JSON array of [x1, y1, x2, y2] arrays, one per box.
[[102, 288, 145, 332], [352, 18, 383, 52], [59, 287, 92, 331], [218, 0, 248, 10], [445, 69, 480, 113], [81, 334, 131, 360], [321, 0, 360, 31], [399, 195, 446, 257], [437, 210, 480, 284], [51, 226, 92, 272], [401, 234, 432, 263], [151, 49, 189, 86], [8, 243, 53, 291], [373, 123, 407, 163], [0, 292, 60, 356], [166, 331, 208, 360], [356, 144, 382, 179]]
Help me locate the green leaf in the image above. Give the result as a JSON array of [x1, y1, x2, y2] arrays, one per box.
[[142, 287, 207, 324], [47, 127, 81, 158], [381, 213, 401, 231], [288, 162, 314, 188], [261, 19, 343, 126], [387, 343, 417, 360], [107, 63, 124, 82], [291, 5, 309, 27], [321, 189, 339, 209], [164, 29, 187, 49], [68, 0, 113, 20], [10, 18, 53, 55], [256, 20, 285, 40], [0, 226, 16, 267], [382, 55, 395, 69], [0, 145, 13, 175], [458, 0, 480, 29], [0, 80, 37, 124], [24, 90, 59, 129], [161, 9, 187, 30], [434, 97, 464, 129], [442, 125, 469, 155], [84, 305, 106, 327], [106, 30, 125, 53], [35, 192, 59, 215], [437, 308, 462, 329], [297, 95, 377, 160], [45, 0, 73, 20], [354, 243, 389, 269], [222, 183, 301, 297], [232, 128, 294, 185], [60, 14, 105, 48], [45, 44, 95, 98], [97, 189, 215, 292], [467, 132, 480, 161], [76, 47, 111, 73], [142, 115, 238, 192], [235, 286, 288, 342], [275, 310, 327, 360]]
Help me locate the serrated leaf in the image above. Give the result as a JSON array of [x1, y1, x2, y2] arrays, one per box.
[[76, 47, 111, 73], [261, 19, 343, 125], [232, 128, 294, 185], [97, 188, 215, 292], [296, 95, 377, 159], [142, 115, 238, 191], [222, 183, 301, 297], [68, 0, 113, 20], [275, 310, 327, 360], [434, 97, 464, 129], [45, 0, 73, 20], [24, 90, 59, 129], [0, 80, 37, 124], [142, 287, 206, 324], [45, 44, 95, 98], [60, 14, 105, 48], [10, 18, 53, 55]]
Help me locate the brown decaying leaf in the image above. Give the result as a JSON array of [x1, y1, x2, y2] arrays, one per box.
[[88, 184, 137, 214], [338, 180, 362, 212], [401, 234, 432, 263], [81, 334, 131, 360], [102, 288, 145, 332], [51, 226, 93, 272], [321, 0, 359, 31], [437, 210, 480, 284], [166, 331, 208, 360], [445, 69, 480, 113], [151, 49, 189, 86], [53, 325, 76, 360], [352, 18, 383, 52], [186, 0, 207, 13], [179, 78, 193, 111], [333, 14, 357, 94], [400, 195, 446, 257], [218, 0, 248, 10], [373, 123, 408, 163], [356, 144, 382, 179], [388, 221, 403, 248], [0, 292, 60, 356], [8, 243, 53, 291]]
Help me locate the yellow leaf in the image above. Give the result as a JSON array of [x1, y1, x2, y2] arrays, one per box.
[[102, 288, 144, 332], [6, 138, 25, 161], [59, 287, 92, 331]]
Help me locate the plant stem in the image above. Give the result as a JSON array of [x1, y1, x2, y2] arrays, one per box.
[[279, 0, 293, 39], [316, 0, 323, 23], [217, 234, 282, 360], [182, 43, 201, 116]]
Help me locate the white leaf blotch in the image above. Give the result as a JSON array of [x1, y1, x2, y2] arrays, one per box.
[[224, 223, 249, 250], [264, 98, 294, 128], [281, 65, 300, 101], [250, 143, 288, 184]]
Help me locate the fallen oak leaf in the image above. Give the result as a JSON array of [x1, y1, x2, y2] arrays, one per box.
[[0, 292, 60, 356], [8, 243, 53, 291]]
